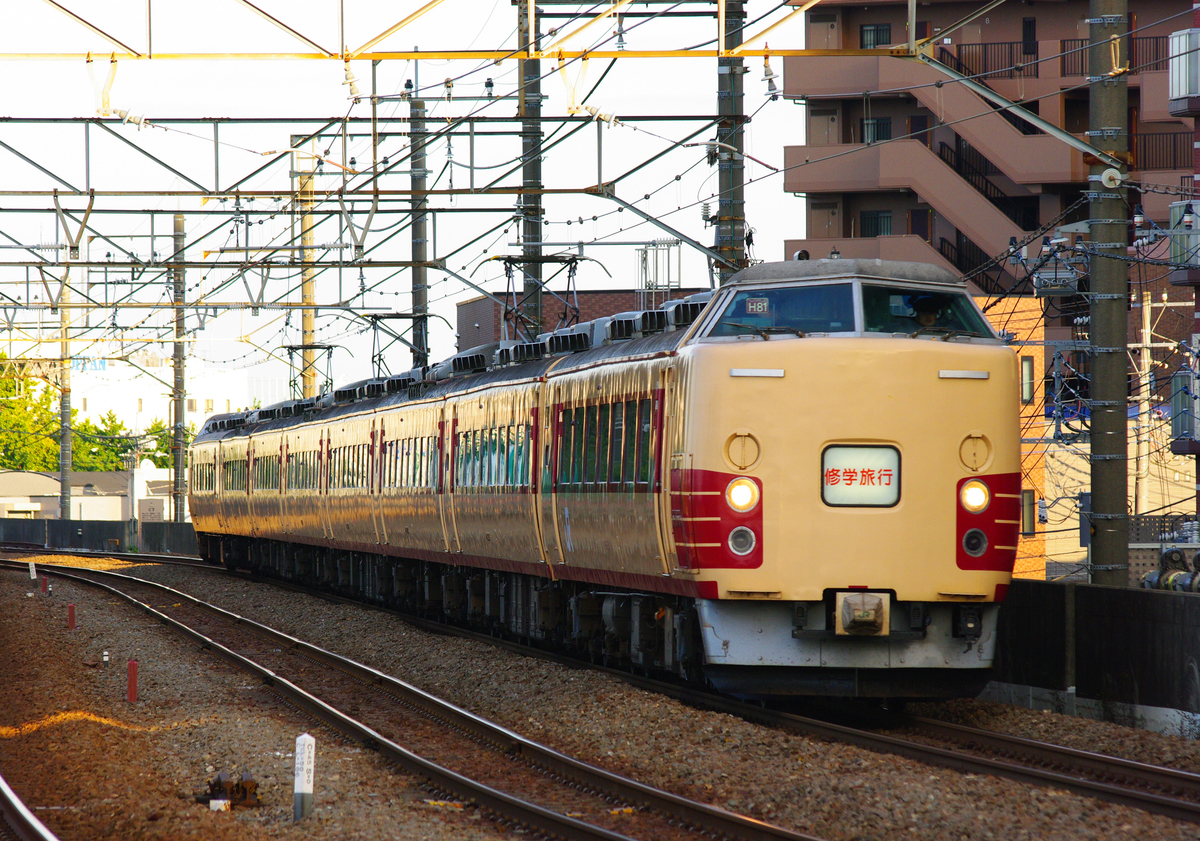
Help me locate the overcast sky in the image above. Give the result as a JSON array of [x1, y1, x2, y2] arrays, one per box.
[[2, 1, 804, 390]]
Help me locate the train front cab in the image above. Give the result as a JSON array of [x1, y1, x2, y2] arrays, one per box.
[[672, 262, 1021, 699]]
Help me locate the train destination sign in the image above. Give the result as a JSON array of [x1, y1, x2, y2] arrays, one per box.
[[821, 446, 900, 507]]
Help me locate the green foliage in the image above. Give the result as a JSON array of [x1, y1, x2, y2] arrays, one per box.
[[73, 410, 135, 471], [142, 417, 197, 470], [0, 374, 59, 472]]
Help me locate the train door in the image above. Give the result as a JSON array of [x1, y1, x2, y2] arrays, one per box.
[[653, 370, 678, 575], [538, 387, 565, 565], [319, 430, 333, 541], [280, 436, 289, 536], [215, 442, 228, 533], [438, 412, 462, 554], [248, 441, 258, 539], [372, 418, 388, 545]]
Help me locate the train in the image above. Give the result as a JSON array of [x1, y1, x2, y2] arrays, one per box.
[[189, 257, 1021, 701]]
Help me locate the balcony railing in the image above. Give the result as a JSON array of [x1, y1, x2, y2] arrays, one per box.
[[1132, 132, 1192, 171], [938, 235, 1007, 296], [937, 142, 1037, 230], [955, 42, 1039, 79], [1060, 35, 1168, 76], [936, 47, 1042, 134]]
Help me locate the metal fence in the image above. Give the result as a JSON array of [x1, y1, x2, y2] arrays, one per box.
[[1132, 132, 1191, 171], [0, 518, 198, 555], [956, 41, 1039, 79], [1060, 36, 1168, 76], [140, 522, 199, 556]]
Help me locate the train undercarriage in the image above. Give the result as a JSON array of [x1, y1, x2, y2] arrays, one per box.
[[197, 533, 995, 702], [198, 532, 707, 682]]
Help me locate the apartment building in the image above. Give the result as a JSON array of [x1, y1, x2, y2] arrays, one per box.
[[782, 2, 1193, 577], [785, 1, 1188, 278]]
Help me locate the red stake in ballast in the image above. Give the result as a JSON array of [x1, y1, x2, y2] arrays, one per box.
[[127, 659, 138, 704]]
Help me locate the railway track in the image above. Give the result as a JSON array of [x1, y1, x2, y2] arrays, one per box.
[[0, 770, 57, 841], [13, 551, 1200, 828], [1, 558, 823, 841]]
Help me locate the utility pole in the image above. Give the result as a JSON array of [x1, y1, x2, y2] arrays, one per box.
[[410, 60, 429, 367], [518, 2, 543, 337], [59, 277, 71, 521], [1087, 0, 1130, 585], [716, 1, 747, 285], [172, 213, 187, 523], [1134, 289, 1151, 515], [297, 140, 317, 398]]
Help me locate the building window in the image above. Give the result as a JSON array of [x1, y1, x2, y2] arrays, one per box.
[[1022, 18, 1036, 55], [1021, 489, 1037, 535], [205, 399, 214, 413], [860, 23, 891, 49], [226, 399, 231, 412], [860, 117, 891, 144], [81, 398, 87, 411], [1021, 356, 1036, 403], [860, 210, 892, 238], [187, 398, 196, 412]]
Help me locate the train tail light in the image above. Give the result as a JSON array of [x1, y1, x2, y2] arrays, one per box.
[[959, 479, 990, 513]]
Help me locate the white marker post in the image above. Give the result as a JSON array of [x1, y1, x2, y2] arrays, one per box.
[[28, 562, 35, 580], [293, 733, 315, 821]]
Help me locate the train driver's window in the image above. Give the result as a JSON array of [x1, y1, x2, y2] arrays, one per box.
[[862, 285, 992, 336], [708, 284, 852, 336]]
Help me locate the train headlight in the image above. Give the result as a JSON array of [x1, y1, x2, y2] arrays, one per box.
[[725, 477, 760, 513], [728, 526, 757, 556], [960, 479, 990, 513]]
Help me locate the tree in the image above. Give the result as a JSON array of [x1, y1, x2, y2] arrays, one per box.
[[73, 411, 136, 471], [0, 372, 59, 472], [142, 418, 197, 470]]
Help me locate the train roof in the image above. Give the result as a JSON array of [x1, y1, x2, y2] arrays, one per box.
[[729, 258, 961, 287], [192, 259, 969, 445]]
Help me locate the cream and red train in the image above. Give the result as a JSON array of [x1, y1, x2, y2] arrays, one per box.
[[189, 258, 1021, 700]]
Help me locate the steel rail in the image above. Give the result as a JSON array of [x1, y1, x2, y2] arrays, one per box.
[[0, 771, 60, 841], [273, 579, 1200, 827], [903, 715, 1200, 801], [23, 552, 1200, 825], [0, 561, 638, 841], [6, 560, 825, 841]]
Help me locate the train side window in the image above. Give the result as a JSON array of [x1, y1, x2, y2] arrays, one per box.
[[490, 427, 500, 487], [622, 401, 638, 488], [610, 403, 624, 485], [584, 406, 598, 485], [475, 430, 485, 488], [515, 425, 527, 487], [637, 399, 653, 486], [572, 407, 586, 487], [558, 409, 573, 487], [455, 433, 465, 488], [484, 429, 494, 487], [596, 405, 610, 486], [498, 426, 510, 487]]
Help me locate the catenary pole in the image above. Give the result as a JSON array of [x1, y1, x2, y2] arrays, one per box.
[[518, 2, 543, 338], [716, 1, 747, 285], [172, 213, 186, 522], [1087, 0, 1130, 585]]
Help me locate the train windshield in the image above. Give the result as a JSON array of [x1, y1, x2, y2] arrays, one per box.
[[862, 285, 993, 337], [708, 283, 854, 337]]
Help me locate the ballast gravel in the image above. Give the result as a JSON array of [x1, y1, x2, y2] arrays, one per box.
[[3, 557, 1200, 841]]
